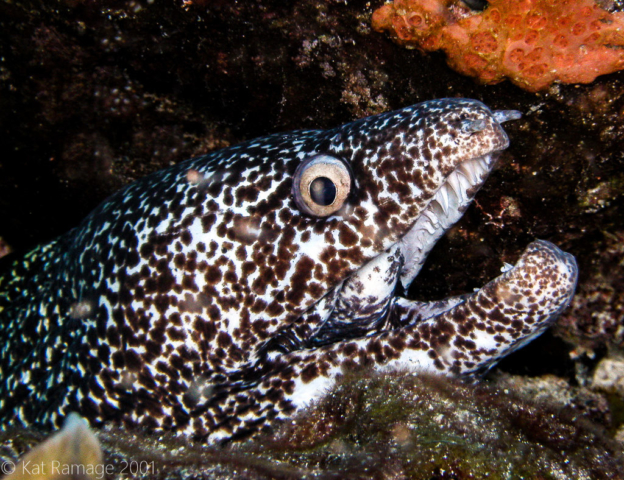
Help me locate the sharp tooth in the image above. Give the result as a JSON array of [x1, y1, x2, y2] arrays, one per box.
[[458, 164, 478, 184], [429, 199, 445, 218], [501, 262, 514, 273], [423, 220, 436, 235], [447, 173, 463, 202], [456, 170, 472, 192], [436, 188, 449, 214], [424, 209, 439, 226]]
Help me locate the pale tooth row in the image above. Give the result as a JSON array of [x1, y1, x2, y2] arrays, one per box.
[[425, 155, 489, 226], [397, 155, 493, 287]]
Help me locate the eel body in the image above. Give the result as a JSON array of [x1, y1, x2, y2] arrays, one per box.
[[0, 98, 578, 442]]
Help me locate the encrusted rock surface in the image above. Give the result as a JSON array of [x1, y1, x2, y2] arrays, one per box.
[[1, 372, 623, 479], [372, 0, 624, 91]]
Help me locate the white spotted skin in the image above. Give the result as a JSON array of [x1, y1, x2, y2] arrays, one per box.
[[0, 99, 578, 442]]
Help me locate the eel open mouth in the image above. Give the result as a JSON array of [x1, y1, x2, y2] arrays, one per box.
[[307, 109, 528, 348]]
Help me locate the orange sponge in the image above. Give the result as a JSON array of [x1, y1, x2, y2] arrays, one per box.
[[372, 0, 624, 92]]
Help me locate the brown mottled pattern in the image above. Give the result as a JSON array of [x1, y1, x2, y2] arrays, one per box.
[[0, 99, 577, 443]]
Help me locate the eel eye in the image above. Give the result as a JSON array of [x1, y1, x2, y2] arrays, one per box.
[[292, 154, 352, 217]]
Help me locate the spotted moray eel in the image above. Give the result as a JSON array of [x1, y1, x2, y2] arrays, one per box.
[[0, 98, 578, 442]]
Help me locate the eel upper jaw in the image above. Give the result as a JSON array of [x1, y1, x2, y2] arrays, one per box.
[[397, 109, 521, 289], [397, 149, 501, 289]]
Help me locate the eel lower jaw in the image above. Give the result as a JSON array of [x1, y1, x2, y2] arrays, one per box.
[[398, 150, 501, 288], [391, 240, 578, 376]]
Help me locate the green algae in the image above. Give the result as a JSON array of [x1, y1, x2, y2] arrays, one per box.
[[578, 173, 624, 213], [250, 371, 624, 479]]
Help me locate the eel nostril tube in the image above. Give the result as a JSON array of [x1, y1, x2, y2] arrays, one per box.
[[493, 110, 523, 123]]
